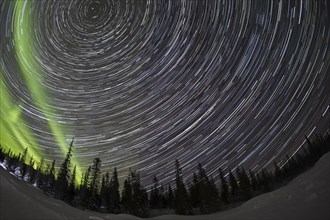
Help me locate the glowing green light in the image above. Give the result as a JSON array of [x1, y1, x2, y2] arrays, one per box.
[[11, 0, 82, 180], [0, 73, 39, 160]]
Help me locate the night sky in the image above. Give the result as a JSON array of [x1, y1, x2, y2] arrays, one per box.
[[1, 0, 329, 188]]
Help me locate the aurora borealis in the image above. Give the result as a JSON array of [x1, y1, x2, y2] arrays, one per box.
[[0, 0, 329, 187]]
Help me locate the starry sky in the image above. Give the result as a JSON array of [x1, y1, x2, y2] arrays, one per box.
[[1, 0, 329, 187]]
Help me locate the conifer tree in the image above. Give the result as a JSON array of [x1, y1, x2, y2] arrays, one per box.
[[195, 163, 219, 214], [208, 175, 220, 212], [36, 157, 45, 188], [174, 160, 191, 215], [256, 172, 262, 191], [159, 184, 167, 208], [190, 172, 200, 208], [236, 166, 252, 200], [37, 157, 44, 171], [197, 164, 207, 212], [83, 166, 91, 187], [219, 168, 229, 204], [20, 147, 28, 164], [0, 146, 5, 162], [129, 170, 150, 217], [43, 159, 56, 194], [102, 172, 110, 210], [260, 169, 271, 192], [80, 166, 91, 207], [167, 183, 174, 209], [121, 169, 149, 217], [121, 177, 133, 212], [150, 175, 161, 209], [49, 159, 56, 186], [28, 156, 36, 184], [108, 167, 120, 213], [90, 158, 101, 195], [89, 158, 102, 209], [100, 174, 107, 207], [20, 147, 28, 178], [228, 170, 238, 201], [56, 137, 74, 200], [68, 164, 77, 203], [100, 174, 106, 195], [249, 169, 258, 192]]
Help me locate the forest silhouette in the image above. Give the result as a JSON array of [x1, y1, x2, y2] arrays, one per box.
[[0, 130, 329, 218]]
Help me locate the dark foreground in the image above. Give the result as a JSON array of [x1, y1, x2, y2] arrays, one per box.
[[1, 153, 330, 220]]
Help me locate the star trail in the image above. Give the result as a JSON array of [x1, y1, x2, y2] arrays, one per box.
[[1, 0, 329, 187]]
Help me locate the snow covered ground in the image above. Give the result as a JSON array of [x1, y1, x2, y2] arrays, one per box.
[[1, 153, 329, 220]]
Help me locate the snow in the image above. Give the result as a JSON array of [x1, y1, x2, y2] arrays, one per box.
[[14, 166, 22, 178], [0, 161, 7, 170], [89, 216, 104, 220], [1, 153, 330, 220]]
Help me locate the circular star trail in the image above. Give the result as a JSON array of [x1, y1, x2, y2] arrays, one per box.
[[1, 0, 330, 187]]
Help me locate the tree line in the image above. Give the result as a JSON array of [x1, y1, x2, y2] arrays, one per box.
[[0, 131, 329, 217]]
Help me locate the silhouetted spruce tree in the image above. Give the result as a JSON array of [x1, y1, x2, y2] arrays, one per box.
[[49, 160, 56, 182], [209, 175, 220, 212], [100, 174, 107, 208], [174, 160, 191, 215], [20, 147, 28, 179], [167, 183, 174, 209], [256, 172, 263, 190], [236, 166, 252, 201], [28, 156, 36, 184], [190, 172, 200, 208], [197, 163, 208, 213], [159, 184, 167, 208], [89, 158, 101, 209], [288, 156, 299, 176], [108, 167, 120, 213], [260, 168, 272, 192], [130, 170, 150, 217], [295, 153, 305, 173], [100, 174, 105, 192], [195, 163, 219, 214], [67, 164, 77, 203], [228, 170, 238, 201], [100, 172, 110, 210], [56, 137, 74, 200], [304, 134, 330, 166], [36, 157, 45, 188], [0, 146, 5, 162], [4, 148, 12, 160], [150, 175, 161, 209], [121, 176, 133, 212], [249, 169, 258, 192], [37, 157, 44, 171], [20, 147, 28, 163], [84, 166, 91, 187], [11, 153, 21, 173], [79, 172, 84, 187], [80, 166, 91, 208], [219, 168, 229, 204], [44, 159, 56, 194]]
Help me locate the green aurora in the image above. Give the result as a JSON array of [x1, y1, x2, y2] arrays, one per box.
[[0, 72, 40, 161], [1, 1, 82, 180]]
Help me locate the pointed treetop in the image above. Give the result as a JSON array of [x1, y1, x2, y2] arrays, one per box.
[[70, 137, 74, 147]]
